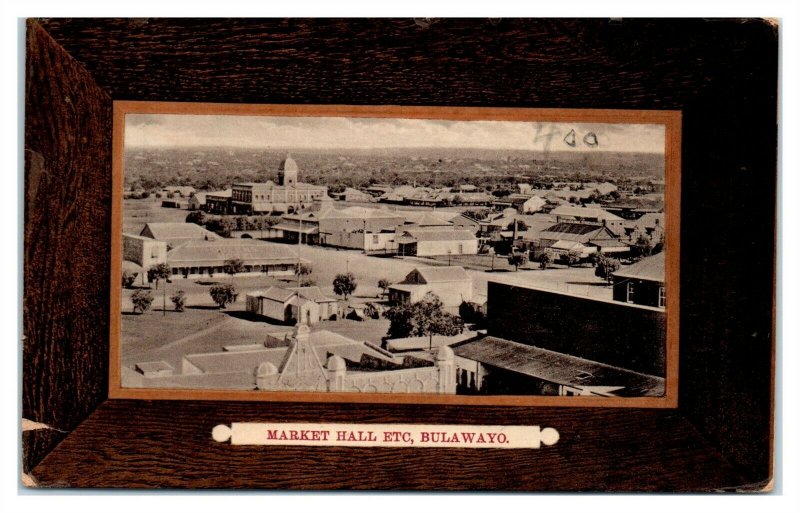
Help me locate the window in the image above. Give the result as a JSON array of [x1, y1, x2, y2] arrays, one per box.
[[658, 286, 666, 308], [626, 282, 635, 304], [373, 235, 379, 244]]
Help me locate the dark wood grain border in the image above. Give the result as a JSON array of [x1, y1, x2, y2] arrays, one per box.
[[110, 101, 680, 409], [23, 18, 776, 490]]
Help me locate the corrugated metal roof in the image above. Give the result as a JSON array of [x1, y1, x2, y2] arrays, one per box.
[[540, 222, 619, 243], [167, 239, 300, 265], [452, 336, 664, 396], [611, 252, 665, 283], [552, 205, 624, 221]]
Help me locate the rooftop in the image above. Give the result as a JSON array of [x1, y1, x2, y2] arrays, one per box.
[[141, 222, 218, 242], [551, 205, 624, 221], [399, 229, 476, 242], [289, 286, 338, 303], [183, 329, 394, 374], [612, 252, 665, 283], [405, 266, 470, 284], [452, 336, 664, 397], [540, 222, 619, 243], [167, 239, 301, 265]]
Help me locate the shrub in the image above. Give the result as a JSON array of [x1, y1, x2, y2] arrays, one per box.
[[122, 270, 138, 288], [170, 290, 187, 312], [131, 289, 154, 314]]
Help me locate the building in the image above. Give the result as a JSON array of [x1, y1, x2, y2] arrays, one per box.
[[531, 221, 628, 260], [521, 195, 547, 213], [452, 192, 493, 206], [275, 206, 407, 252], [611, 252, 666, 309], [452, 336, 664, 397], [246, 286, 339, 325], [188, 189, 231, 211], [550, 205, 626, 235], [139, 222, 219, 248], [160, 185, 196, 198], [124, 324, 456, 394], [487, 281, 666, 377], [396, 229, 479, 257], [122, 233, 167, 269], [625, 212, 665, 243], [165, 239, 304, 279], [229, 155, 328, 214], [388, 266, 473, 308], [450, 213, 483, 235], [399, 210, 456, 229], [204, 189, 233, 214], [339, 187, 373, 203]]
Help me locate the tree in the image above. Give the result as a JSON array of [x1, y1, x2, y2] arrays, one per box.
[[333, 273, 358, 300], [298, 276, 317, 287], [507, 252, 528, 271], [224, 258, 245, 279], [170, 290, 187, 312], [297, 262, 313, 279], [458, 301, 485, 327], [384, 302, 416, 339], [595, 255, 621, 283], [122, 270, 138, 288], [209, 284, 238, 309], [186, 210, 206, 225], [538, 251, 553, 270], [148, 263, 171, 316], [377, 278, 392, 296], [632, 234, 654, 259], [148, 263, 171, 289], [413, 293, 464, 350], [385, 293, 465, 350], [131, 289, 154, 314], [565, 250, 582, 267]]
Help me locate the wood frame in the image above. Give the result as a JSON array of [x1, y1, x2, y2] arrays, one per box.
[[110, 101, 681, 409], [23, 18, 777, 491]]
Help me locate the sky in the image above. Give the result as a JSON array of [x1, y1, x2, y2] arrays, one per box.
[[125, 114, 666, 154]]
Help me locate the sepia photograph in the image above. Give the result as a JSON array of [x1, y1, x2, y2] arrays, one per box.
[[112, 103, 679, 405]]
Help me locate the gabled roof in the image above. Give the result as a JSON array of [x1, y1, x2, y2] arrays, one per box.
[[400, 211, 455, 226], [402, 266, 470, 284], [289, 286, 338, 303], [451, 336, 664, 397], [551, 205, 624, 221], [632, 213, 665, 230], [141, 222, 218, 242], [611, 252, 665, 283], [540, 222, 619, 243], [550, 240, 585, 251], [252, 286, 297, 303]]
